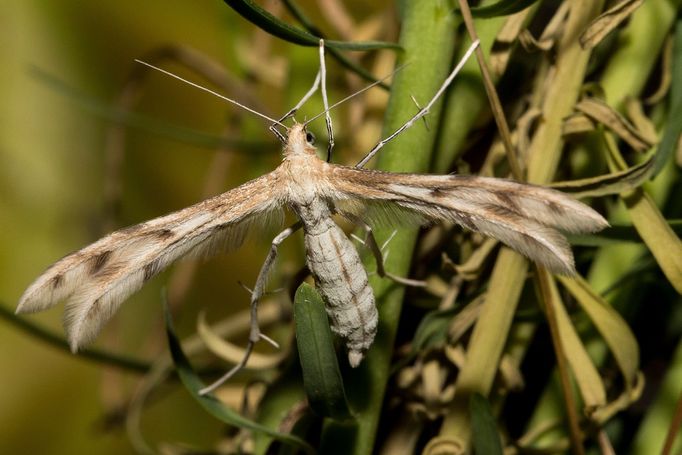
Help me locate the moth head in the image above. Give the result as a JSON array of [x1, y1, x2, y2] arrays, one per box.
[[285, 123, 317, 157]]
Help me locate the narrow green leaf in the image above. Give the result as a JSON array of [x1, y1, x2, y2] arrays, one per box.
[[223, 0, 400, 51], [622, 187, 682, 294], [163, 300, 315, 454], [557, 275, 640, 391], [281, 0, 391, 89], [253, 370, 310, 455], [544, 276, 607, 413], [652, 19, 682, 177], [294, 283, 353, 420], [411, 307, 457, 352], [579, 0, 645, 49], [0, 302, 150, 373], [551, 154, 654, 198], [568, 220, 682, 246], [465, 0, 539, 18], [469, 394, 504, 455], [558, 275, 644, 423]]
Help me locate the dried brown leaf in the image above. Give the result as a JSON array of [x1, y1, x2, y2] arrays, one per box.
[[575, 97, 655, 152], [580, 0, 644, 49], [551, 154, 654, 198], [491, 9, 534, 76], [197, 311, 287, 369], [519, 29, 553, 52], [562, 112, 597, 136], [625, 97, 659, 145]]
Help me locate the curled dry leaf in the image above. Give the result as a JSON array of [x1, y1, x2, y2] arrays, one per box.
[[624, 97, 659, 145], [550, 150, 654, 199], [575, 97, 656, 152], [198, 311, 288, 370], [490, 8, 535, 76], [562, 112, 597, 136], [580, 0, 645, 49], [445, 238, 499, 280], [519, 29, 554, 52]]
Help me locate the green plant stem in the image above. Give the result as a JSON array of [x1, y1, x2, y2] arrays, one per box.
[[317, 2, 457, 454], [432, 3, 605, 452]]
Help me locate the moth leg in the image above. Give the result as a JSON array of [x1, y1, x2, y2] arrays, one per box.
[[269, 70, 321, 143], [317, 39, 335, 162], [344, 213, 426, 288], [276, 39, 331, 129], [355, 40, 479, 168], [199, 222, 302, 395], [277, 72, 320, 125], [271, 44, 326, 142]]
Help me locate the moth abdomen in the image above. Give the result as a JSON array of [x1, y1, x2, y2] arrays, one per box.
[[298, 200, 378, 368]]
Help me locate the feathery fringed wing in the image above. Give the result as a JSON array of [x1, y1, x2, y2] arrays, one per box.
[[17, 172, 283, 351], [328, 165, 609, 275]]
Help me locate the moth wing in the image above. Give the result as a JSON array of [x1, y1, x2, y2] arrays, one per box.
[[328, 166, 608, 275], [17, 171, 284, 351]]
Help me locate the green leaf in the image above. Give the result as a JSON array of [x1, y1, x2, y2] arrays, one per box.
[[253, 370, 310, 455], [0, 302, 150, 374], [544, 275, 606, 413], [163, 300, 315, 454], [557, 275, 640, 392], [469, 394, 503, 455], [558, 275, 644, 423], [223, 0, 400, 51], [411, 307, 457, 351], [294, 283, 353, 420], [280, 0, 392, 88], [568, 220, 682, 246], [622, 187, 682, 294], [652, 18, 682, 177], [465, 0, 539, 18], [551, 154, 654, 198]]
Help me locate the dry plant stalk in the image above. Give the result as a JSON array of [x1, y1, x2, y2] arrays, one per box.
[[17, 40, 607, 394]]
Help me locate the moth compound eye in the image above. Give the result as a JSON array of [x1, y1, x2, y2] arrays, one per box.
[[305, 131, 316, 145]]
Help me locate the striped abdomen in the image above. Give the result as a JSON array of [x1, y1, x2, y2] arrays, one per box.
[[295, 199, 377, 367]]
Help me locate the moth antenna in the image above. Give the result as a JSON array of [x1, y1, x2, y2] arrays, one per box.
[[134, 59, 288, 129], [356, 39, 480, 168]]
